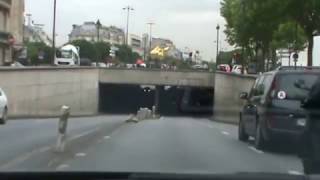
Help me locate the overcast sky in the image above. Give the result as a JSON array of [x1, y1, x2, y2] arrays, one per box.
[[25, 0, 231, 61]]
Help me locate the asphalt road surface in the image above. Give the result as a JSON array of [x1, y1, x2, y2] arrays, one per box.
[[0, 116, 303, 174]]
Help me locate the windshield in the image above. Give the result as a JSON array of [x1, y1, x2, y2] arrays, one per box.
[[3, 0, 320, 176], [278, 74, 320, 100], [56, 50, 73, 59]]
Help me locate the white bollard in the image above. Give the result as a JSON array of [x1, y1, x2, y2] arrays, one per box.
[[55, 106, 70, 153]]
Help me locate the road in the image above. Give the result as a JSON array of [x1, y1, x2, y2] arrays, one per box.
[[0, 116, 303, 174]]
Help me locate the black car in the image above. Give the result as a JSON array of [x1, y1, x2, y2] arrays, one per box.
[[238, 67, 320, 150]]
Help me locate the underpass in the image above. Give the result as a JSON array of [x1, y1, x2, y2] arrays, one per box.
[[0, 67, 304, 174]]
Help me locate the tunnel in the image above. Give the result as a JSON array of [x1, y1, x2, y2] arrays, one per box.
[[99, 83, 214, 116]]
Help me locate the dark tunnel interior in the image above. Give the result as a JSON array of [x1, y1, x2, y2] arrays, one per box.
[[99, 84, 214, 116]]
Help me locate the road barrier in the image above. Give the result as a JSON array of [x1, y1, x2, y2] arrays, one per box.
[[55, 106, 70, 152]]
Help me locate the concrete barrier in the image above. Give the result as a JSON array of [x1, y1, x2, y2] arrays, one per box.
[[0, 67, 99, 118], [213, 72, 257, 124]]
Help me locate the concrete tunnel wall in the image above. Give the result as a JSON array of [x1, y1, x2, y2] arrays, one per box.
[[0, 67, 99, 117], [213, 72, 257, 124]]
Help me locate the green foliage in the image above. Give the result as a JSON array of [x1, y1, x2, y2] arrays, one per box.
[[115, 45, 141, 64], [26, 42, 53, 65], [221, 0, 320, 68], [70, 40, 96, 61], [94, 42, 111, 62]]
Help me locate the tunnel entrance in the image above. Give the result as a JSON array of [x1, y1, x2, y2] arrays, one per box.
[[99, 83, 213, 116]]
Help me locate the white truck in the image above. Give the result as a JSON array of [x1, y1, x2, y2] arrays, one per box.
[[55, 44, 80, 66]]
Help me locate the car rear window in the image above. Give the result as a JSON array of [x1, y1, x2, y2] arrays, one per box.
[[277, 73, 320, 100]]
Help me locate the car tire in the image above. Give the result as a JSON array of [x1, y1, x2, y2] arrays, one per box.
[[0, 107, 8, 125], [254, 122, 268, 150], [238, 114, 249, 141]]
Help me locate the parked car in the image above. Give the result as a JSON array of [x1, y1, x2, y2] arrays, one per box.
[[218, 64, 231, 72], [231, 65, 243, 74], [0, 88, 8, 125], [238, 66, 320, 150]]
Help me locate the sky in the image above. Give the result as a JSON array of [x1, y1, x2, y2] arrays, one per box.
[[25, 0, 232, 62]]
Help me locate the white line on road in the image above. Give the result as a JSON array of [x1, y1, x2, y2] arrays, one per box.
[[248, 146, 264, 154], [221, 131, 230, 136], [0, 146, 51, 170], [288, 170, 303, 175], [75, 153, 86, 157], [56, 164, 70, 171], [104, 136, 111, 139], [68, 127, 100, 142]]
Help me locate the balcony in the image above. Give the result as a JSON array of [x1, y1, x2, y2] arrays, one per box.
[[0, 0, 11, 9]]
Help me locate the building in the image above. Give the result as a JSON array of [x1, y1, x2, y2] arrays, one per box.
[[151, 38, 174, 49], [24, 25, 52, 46], [128, 34, 143, 56], [0, 0, 12, 65], [10, 0, 24, 47], [69, 22, 125, 45], [0, 0, 24, 65]]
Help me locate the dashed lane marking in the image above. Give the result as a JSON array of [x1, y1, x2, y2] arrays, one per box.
[[104, 136, 111, 139], [221, 131, 230, 136], [248, 146, 264, 154], [288, 170, 303, 175], [75, 153, 86, 157], [56, 164, 70, 171]]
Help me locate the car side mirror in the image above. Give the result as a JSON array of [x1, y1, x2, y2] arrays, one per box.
[[240, 92, 248, 100]]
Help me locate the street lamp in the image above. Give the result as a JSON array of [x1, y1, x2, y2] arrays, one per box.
[[216, 24, 220, 65], [52, 0, 57, 65], [96, 19, 102, 42], [123, 6, 134, 45], [147, 22, 155, 60], [95, 19, 102, 66]]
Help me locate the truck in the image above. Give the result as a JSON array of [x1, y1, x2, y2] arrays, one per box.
[[54, 44, 80, 66]]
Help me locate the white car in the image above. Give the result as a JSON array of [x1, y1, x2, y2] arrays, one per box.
[[0, 88, 8, 125]]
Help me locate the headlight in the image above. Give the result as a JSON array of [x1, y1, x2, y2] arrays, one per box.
[[297, 118, 307, 127]]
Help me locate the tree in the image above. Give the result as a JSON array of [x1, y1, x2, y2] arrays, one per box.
[[116, 45, 141, 64], [94, 42, 111, 62], [26, 42, 53, 65], [70, 40, 96, 61], [285, 0, 320, 66]]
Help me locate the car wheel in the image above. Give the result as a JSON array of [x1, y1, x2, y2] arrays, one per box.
[[254, 122, 268, 150], [0, 107, 8, 125], [238, 114, 249, 141]]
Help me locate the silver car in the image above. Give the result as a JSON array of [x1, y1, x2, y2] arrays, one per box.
[[0, 88, 8, 125]]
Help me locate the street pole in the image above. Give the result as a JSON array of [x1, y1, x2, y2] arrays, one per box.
[[123, 6, 134, 45], [147, 22, 155, 61], [216, 24, 220, 65], [52, 0, 57, 65], [96, 20, 101, 66]]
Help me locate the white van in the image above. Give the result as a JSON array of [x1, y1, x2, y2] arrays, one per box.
[[55, 45, 80, 66]]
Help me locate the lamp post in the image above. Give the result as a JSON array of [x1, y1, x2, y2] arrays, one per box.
[[147, 22, 155, 61], [95, 20, 102, 66], [216, 24, 220, 65], [123, 6, 134, 45], [52, 0, 57, 65]]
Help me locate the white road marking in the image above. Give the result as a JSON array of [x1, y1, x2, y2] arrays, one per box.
[[104, 136, 111, 139], [68, 127, 100, 142], [288, 170, 303, 175], [248, 146, 264, 154], [221, 131, 230, 136], [0, 146, 51, 170], [75, 153, 86, 157], [56, 164, 70, 170]]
